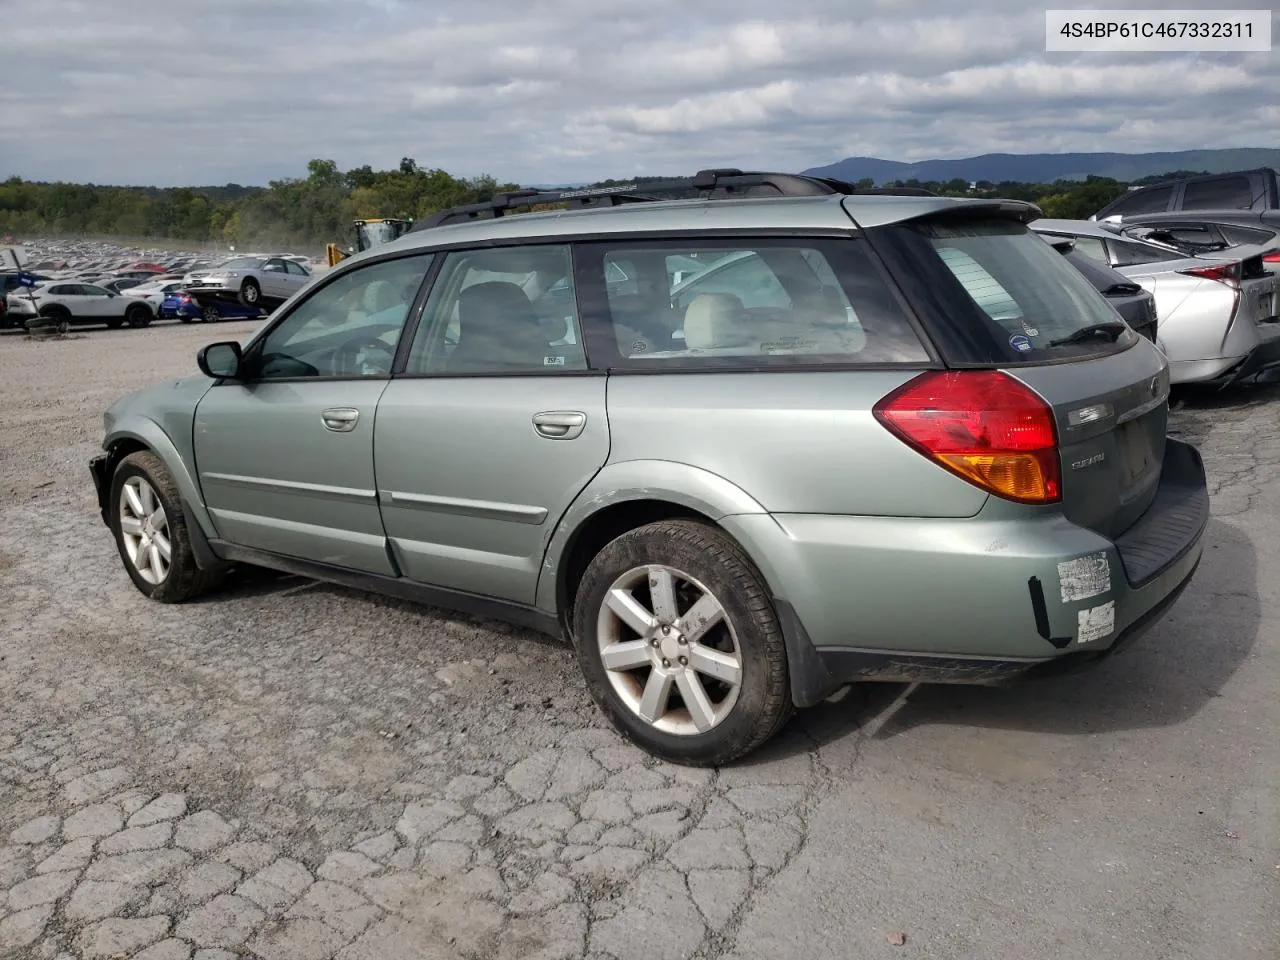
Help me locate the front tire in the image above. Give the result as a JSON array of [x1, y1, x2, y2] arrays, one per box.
[[572, 519, 792, 766], [239, 279, 260, 306], [109, 451, 224, 602]]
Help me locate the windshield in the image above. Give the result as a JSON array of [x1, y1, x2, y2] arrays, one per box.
[[876, 217, 1137, 364]]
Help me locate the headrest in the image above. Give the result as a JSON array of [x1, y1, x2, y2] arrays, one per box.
[[458, 281, 535, 336], [683, 293, 749, 350], [363, 279, 400, 315]]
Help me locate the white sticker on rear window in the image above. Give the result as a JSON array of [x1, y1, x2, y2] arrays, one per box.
[[1077, 601, 1115, 644], [1058, 553, 1111, 602]]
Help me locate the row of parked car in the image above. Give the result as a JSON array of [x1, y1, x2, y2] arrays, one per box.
[[1, 253, 319, 331], [6, 168, 1280, 388]]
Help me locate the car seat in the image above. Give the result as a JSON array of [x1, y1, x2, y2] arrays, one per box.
[[682, 293, 753, 350], [447, 281, 550, 373]]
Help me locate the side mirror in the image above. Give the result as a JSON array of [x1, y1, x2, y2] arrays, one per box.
[[197, 341, 243, 379]]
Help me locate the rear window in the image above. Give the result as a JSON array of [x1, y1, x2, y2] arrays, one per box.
[[577, 237, 930, 369], [873, 217, 1137, 364]]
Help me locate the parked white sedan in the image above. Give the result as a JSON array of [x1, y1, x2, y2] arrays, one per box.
[[4, 281, 155, 331]]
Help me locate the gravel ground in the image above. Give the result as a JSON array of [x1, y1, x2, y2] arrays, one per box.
[[1, 321, 1277, 960]]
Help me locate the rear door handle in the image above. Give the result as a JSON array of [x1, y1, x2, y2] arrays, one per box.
[[532, 410, 587, 440], [321, 407, 360, 432]]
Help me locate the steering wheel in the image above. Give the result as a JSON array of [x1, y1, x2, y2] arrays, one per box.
[[334, 334, 396, 376]]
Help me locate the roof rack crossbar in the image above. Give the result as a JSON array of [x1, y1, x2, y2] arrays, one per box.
[[411, 169, 940, 230]]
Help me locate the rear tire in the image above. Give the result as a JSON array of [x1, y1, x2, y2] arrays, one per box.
[[571, 519, 792, 766], [109, 451, 225, 603], [202, 303, 221, 323], [125, 304, 152, 328], [38, 306, 70, 328]]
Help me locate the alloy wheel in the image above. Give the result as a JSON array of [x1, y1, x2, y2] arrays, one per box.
[[119, 476, 171, 584], [595, 564, 743, 735]]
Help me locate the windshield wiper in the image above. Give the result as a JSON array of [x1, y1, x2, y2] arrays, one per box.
[[1048, 322, 1128, 347]]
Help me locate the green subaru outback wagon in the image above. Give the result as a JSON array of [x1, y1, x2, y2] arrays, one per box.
[[90, 170, 1209, 765]]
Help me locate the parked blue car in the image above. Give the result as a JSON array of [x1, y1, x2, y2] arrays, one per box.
[[163, 291, 264, 323]]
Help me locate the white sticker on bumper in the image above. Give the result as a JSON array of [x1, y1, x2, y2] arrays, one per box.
[[1058, 552, 1111, 602], [1077, 601, 1116, 644]]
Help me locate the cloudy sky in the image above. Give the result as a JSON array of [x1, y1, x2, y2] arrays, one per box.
[[3, 0, 1275, 187]]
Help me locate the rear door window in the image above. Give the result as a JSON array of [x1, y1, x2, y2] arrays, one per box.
[[872, 217, 1137, 364], [1182, 176, 1255, 210], [574, 237, 929, 368]]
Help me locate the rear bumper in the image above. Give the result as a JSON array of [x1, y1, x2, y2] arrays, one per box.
[[723, 438, 1209, 707], [1205, 326, 1280, 387], [1171, 324, 1280, 386]]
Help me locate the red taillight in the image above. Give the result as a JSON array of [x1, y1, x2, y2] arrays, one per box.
[[873, 371, 1061, 504], [1177, 262, 1240, 286], [179, 295, 192, 304], [1262, 251, 1280, 264]]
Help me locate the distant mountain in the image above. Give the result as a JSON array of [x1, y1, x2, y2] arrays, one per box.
[[803, 149, 1280, 185]]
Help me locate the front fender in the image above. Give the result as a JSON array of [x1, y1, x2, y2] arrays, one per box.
[[534, 459, 769, 614], [104, 416, 217, 540]]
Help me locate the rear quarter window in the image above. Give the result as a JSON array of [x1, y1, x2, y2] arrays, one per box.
[[871, 216, 1138, 365], [574, 237, 930, 369]]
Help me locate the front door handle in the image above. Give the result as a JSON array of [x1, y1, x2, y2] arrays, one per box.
[[532, 410, 587, 440], [321, 407, 360, 432]]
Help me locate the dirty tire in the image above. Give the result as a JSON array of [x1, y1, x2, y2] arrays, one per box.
[[125, 303, 152, 328], [572, 519, 792, 766], [39, 306, 70, 326], [109, 451, 224, 603], [239, 278, 260, 306]]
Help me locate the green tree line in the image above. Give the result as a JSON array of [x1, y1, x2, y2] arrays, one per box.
[[0, 158, 517, 251], [0, 160, 1192, 249]]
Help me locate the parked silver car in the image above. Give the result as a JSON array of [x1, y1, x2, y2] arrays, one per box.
[[89, 172, 1208, 765], [1031, 219, 1280, 386], [184, 255, 313, 307]]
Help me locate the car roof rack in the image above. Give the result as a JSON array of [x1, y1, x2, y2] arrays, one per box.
[[411, 168, 938, 230]]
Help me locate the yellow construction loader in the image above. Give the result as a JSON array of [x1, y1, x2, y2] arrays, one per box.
[[326, 218, 413, 267]]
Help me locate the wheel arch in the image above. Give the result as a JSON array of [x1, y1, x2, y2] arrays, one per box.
[[537, 460, 772, 631], [99, 418, 222, 570]]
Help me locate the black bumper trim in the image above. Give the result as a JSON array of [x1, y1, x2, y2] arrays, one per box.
[[1212, 333, 1280, 387], [1113, 437, 1209, 588], [89, 454, 110, 525]]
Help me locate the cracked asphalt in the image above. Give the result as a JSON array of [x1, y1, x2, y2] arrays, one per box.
[[1, 322, 1277, 960]]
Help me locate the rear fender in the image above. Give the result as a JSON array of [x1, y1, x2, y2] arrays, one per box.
[[535, 459, 769, 615]]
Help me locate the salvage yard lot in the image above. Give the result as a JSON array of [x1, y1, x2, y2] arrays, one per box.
[[1, 321, 1278, 960]]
